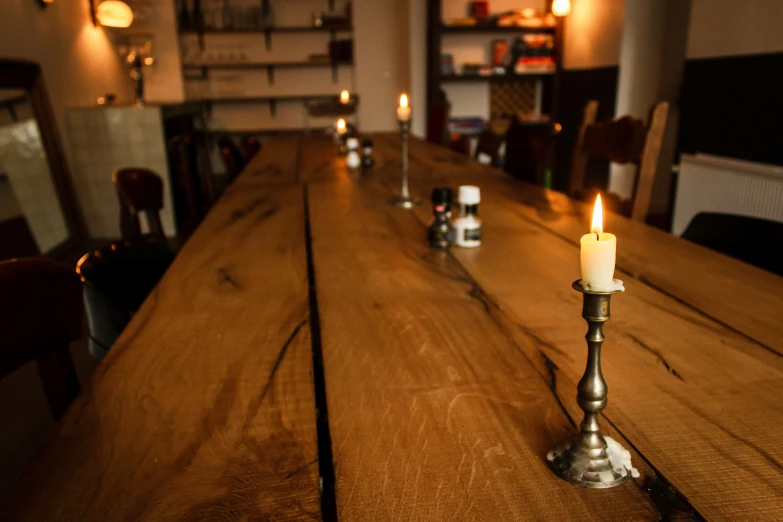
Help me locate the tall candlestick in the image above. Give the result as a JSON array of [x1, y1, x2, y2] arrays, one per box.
[[580, 195, 616, 289], [397, 94, 411, 122]]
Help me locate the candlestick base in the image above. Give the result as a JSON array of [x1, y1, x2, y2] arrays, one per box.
[[547, 439, 630, 488], [388, 194, 420, 208], [547, 279, 628, 489]]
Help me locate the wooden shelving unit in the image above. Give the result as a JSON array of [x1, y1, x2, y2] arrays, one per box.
[[440, 24, 555, 34], [176, 1, 356, 137], [426, 0, 563, 133], [440, 72, 554, 83], [180, 25, 352, 35]]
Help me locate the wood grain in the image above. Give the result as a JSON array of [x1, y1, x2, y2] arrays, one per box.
[[369, 136, 783, 520], [307, 180, 662, 521], [376, 134, 783, 356], [0, 182, 321, 520], [240, 134, 301, 185]]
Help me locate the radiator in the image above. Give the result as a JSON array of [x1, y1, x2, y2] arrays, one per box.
[[671, 153, 783, 236]]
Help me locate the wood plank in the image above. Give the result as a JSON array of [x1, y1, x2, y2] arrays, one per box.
[[306, 180, 663, 521], [376, 134, 783, 356], [0, 182, 321, 520], [240, 134, 301, 184], [364, 138, 783, 519]]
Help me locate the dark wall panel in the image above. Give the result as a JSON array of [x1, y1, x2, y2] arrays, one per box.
[[678, 52, 783, 166]]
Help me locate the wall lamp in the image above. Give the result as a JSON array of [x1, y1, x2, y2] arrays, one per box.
[[551, 0, 571, 17], [89, 0, 134, 28]]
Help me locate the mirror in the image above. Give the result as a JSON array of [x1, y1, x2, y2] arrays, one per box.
[[0, 90, 69, 258], [0, 60, 85, 262]]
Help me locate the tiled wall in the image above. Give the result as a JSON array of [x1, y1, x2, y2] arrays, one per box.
[[66, 106, 176, 239], [0, 119, 69, 253]]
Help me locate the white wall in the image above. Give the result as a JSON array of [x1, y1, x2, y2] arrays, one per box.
[[563, 0, 624, 69], [353, 0, 411, 131], [0, 0, 133, 164], [687, 0, 783, 59], [408, 0, 427, 136]]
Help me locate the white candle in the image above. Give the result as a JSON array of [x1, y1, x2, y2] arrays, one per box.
[[397, 93, 411, 122], [340, 90, 350, 104], [580, 194, 616, 287], [336, 118, 347, 135]]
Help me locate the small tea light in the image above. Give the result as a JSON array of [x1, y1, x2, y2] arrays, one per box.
[[336, 118, 347, 135], [340, 90, 350, 104]]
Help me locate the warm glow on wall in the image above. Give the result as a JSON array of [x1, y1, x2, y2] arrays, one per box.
[[552, 0, 571, 17], [95, 0, 134, 28]]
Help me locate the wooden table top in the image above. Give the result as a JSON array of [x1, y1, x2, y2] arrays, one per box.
[[3, 133, 782, 521]]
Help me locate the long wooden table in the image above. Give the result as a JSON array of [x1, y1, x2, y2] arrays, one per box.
[[2, 134, 782, 520]]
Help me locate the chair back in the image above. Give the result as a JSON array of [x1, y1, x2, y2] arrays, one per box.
[[77, 238, 175, 360], [0, 258, 82, 420], [113, 168, 165, 240], [682, 213, 783, 277], [426, 89, 451, 145], [504, 119, 561, 185], [568, 100, 669, 222], [241, 136, 262, 161], [474, 131, 504, 166], [218, 138, 246, 182]]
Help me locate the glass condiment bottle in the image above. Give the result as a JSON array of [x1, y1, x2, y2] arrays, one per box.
[[427, 187, 455, 249]]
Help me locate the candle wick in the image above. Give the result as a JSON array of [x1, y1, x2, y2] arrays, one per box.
[[594, 231, 600, 240]]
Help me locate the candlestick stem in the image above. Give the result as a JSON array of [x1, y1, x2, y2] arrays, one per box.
[[388, 119, 420, 208], [547, 280, 628, 488]]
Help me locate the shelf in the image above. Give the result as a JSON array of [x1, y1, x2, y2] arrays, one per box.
[[182, 61, 351, 70], [440, 72, 554, 83], [440, 24, 555, 34], [188, 94, 340, 104], [206, 127, 331, 136], [179, 26, 352, 35]]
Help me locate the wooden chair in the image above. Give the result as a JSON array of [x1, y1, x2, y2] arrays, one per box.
[[169, 134, 204, 238], [218, 138, 246, 182], [0, 258, 82, 420], [568, 100, 669, 222], [474, 131, 504, 167], [504, 119, 561, 185], [241, 136, 262, 162], [426, 89, 451, 146], [113, 168, 165, 241], [682, 213, 783, 277]]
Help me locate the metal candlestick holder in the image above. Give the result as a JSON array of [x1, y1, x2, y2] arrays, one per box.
[[388, 119, 420, 208], [547, 280, 627, 488]]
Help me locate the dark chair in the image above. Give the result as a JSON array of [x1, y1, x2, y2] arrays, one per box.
[[427, 89, 451, 146], [113, 168, 166, 241], [241, 136, 262, 162], [0, 258, 82, 420], [218, 137, 246, 182], [474, 131, 504, 167], [77, 237, 175, 360], [682, 213, 783, 277], [170, 134, 204, 238], [504, 119, 561, 185], [448, 133, 471, 156], [568, 100, 669, 222]]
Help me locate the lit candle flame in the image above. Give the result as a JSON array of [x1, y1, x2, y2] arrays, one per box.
[[591, 194, 603, 235], [337, 118, 346, 131], [400, 94, 408, 108], [340, 90, 350, 104]]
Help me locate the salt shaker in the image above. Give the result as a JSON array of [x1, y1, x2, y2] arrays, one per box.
[[454, 185, 482, 248]]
